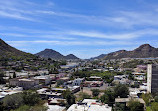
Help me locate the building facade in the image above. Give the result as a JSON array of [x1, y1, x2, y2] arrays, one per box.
[[34, 75, 51, 85], [9, 78, 39, 89], [72, 78, 84, 86], [147, 64, 158, 93]]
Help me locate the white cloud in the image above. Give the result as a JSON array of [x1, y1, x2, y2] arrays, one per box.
[[3, 27, 158, 40], [0, 0, 38, 21], [67, 31, 137, 39], [1, 0, 158, 28], [110, 11, 158, 27], [1, 32, 76, 40], [36, 9, 158, 28], [65, 28, 158, 40], [6, 40, 133, 46], [6, 39, 157, 50], [0, 10, 35, 21], [1, 33, 29, 37]]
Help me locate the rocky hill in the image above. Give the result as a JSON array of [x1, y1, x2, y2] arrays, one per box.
[[104, 44, 158, 59], [90, 54, 107, 60], [91, 44, 158, 60], [36, 49, 79, 60], [0, 38, 34, 58], [65, 54, 79, 60]]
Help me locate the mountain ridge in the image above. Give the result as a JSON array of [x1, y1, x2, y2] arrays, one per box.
[[65, 54, 79, 60], [0, 38, 34, 58], [36, 49, 79, 60], [0, 38, 157, 60], [93, 44, 158, 60]]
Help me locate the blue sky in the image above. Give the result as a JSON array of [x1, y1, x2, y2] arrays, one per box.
[[1, 0, 158, 59]]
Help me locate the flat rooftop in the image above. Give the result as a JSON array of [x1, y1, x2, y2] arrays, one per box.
[[115, 98, 145, 104], [67, 104, 111, 111], [67, 99, 112, 111], [46, 103, 65, 111]]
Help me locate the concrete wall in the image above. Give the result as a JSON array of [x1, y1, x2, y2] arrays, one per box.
[[147, 64, 152, 93]]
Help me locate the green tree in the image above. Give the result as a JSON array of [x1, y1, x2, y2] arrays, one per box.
[[91, 89, 100, 97], [56, 80, 64, 87], [128, 99, 144, 111], [14, 104, 48, 111], [78, 92, 91, 101], [154, 96, 158, 102], [115, 103, 126, 111], [151, 102, 158, 111], [128, 73, 134, 80], [62, 90, 75, 108], [114, 84, 129, 98], [48, 58, 52, 61], [3, 93, 23, 109], [0, 72, 5, 84], [142, 93, 152, 106], [73, 70, 91, 78], [100, 88, 115, 106], [60, 60, 67, 65], [23, 90, 40, 106], [0, 102, 4, 111], [13, 72, 16, 78]]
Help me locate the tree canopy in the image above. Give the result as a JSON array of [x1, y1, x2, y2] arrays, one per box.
[[114, 84, 129, 98], [91, 89, 100, 97]]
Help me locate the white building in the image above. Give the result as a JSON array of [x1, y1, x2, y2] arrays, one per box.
[[67, 99, 112, 111], [46, 103, 65, 111], [89, 76, 102, 81], [72, 78, 84, 86], [113, 75, 130, 85], [114, 75, 125, 81], [147, 64, 152, 93], [38, 69, 49, 75], [16, 71, 29, 78], [139, 83, 147, 91], [132, 72, 146, 81], [5, 70, 15, 78], [67, 86, 80, 93], [34, 75, 51, 85]]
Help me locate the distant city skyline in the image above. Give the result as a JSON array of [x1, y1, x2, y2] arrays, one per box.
[[1, 0, 158, 59]]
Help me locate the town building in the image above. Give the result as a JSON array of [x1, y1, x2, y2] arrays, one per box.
[[89, 76, 102, 81], [34, 75, 51, 85], [48, 98, 66, 105], [136, 65, 147, 72], [115, 97, 146, 111], [83, 81, 103, 87], [9, 78, 39, 89], [113, 75, 130, 85], [67, 99, 112, 111], [46, 103, 65, 111], [37, 88, 65, 99], [72, 78, 85, 86], [147, 64, 158, 93], [67, 86, 80, 93], [38, 69, 49, 75], [132, 72, 146, 81]]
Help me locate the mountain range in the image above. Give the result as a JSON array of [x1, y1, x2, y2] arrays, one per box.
[[1, 38, 158, 60], [36, 49, 79, 60], [96, 44, 158, 60], [90, 54, 107, 60], [0, 39, 79, 60], [0, 38, 34, 58]]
